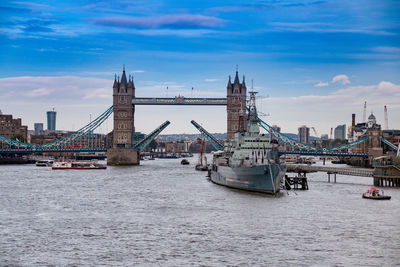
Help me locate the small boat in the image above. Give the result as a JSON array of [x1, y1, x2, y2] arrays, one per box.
[[362, 188, 391, 200], [195, 164, 208, 171], [195, 139, 208, 171], [181, 159, 190, 165], [36, 160, 53, 167], [52, 160, 107, 170]]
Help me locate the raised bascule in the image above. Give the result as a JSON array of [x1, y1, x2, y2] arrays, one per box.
[[0, 66, 398, 169]]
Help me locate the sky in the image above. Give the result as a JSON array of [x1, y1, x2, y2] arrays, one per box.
[[0, 0, 399, 136]]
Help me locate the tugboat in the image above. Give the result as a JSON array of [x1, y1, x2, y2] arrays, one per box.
[[209, 91, 286, 194], [362, 188, 391, 200]]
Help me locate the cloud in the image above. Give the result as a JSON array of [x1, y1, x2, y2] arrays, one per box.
[[89, 14, 225, 29], [82, 88, 111, 99], [314, 82, 328, 87], [205, 78, 219, 82], [27, 87, 53, 97], [332, 74, 350, 85], [267, 22, 395, 36], [206, 4, 274, 13], [260, 81, 400, 134], [0, 76, 112, 102]]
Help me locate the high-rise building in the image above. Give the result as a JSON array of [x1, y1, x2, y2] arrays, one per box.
[[34, 123, 44, 135], [334, 124, 346, 140], [47, 110, 56, 132], [298, 125, 310, 144]]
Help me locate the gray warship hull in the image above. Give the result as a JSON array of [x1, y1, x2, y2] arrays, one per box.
[[210, 164, 286, 194]]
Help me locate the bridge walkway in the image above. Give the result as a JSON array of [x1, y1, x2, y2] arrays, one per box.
[[286, 164, 374, 177]]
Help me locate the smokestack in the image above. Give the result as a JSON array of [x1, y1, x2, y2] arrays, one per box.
[[352, 113, 355, 127], [363, 101, 367, 122], [384, 105, 389, 130]]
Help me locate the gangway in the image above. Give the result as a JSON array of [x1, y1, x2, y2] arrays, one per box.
[[190, 120, 224, 151]]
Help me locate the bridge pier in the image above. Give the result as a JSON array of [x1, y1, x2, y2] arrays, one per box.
[[107, 148, 139, 166]]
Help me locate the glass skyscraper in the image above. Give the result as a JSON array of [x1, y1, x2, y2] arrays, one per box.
[[47, 110, 56, 132]]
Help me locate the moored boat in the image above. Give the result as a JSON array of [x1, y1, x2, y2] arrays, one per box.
[[362, 188, 391, 200], [52, 160, 106, 170], [36, 160, 53, 167], [195, 138, 208, 171]]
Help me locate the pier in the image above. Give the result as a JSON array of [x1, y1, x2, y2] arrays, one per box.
[[286, 164, 399, 187]]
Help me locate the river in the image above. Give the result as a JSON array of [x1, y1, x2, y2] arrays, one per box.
[[1, 157, 399, 266]]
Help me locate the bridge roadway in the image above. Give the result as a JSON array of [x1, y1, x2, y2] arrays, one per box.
[[0, 148, 107, 154], [287, 164, 374, 177], [132, 97, 227, 105]]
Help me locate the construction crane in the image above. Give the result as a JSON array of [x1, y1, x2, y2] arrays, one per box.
[[384, 105, 389, 130], [363, 101, 367, 122], [311, 127, 319, 138]]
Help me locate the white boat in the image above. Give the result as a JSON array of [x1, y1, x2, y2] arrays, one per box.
[[35, 160, 53, 167], [52, 160, 106, 170]]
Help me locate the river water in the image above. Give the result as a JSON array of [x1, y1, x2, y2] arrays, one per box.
[[1, 157, 399, 266]]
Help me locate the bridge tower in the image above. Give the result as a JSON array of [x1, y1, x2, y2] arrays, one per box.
[[107, 66, 139, 165], [112, 66, 135, 148], [227, 68, 247, 140]]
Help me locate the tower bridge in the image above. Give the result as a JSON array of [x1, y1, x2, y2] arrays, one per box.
[[1, 66, 392, 166]]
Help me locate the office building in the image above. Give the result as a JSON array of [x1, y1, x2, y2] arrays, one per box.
[[34, 123, 44, 135], [47, 110, 56, 132], [298, 125, 310, 144], [334, 124, 346, 140]]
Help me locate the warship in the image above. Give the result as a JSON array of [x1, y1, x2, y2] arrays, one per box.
[[209, 91, 286, 194]]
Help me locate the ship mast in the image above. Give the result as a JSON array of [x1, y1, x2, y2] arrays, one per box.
[[247, 90, 260, 135]]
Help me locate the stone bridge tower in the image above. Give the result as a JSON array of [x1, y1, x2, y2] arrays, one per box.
[[227, 69, 247, 140], [112, 66, 135, 148], [108, 66, 139, 165]]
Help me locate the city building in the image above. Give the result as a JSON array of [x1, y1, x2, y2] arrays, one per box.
[[34, 123, 44, 135], [298, 125, 310, 144], [349, 112, 383, 165], [47, 109, 57, 132], [321, 134, 329, 140], [334, 124, 346, 140], [0, 113, 28, 148]]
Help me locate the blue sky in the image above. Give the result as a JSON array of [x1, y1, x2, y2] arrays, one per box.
[[0, 0, 399, 135]]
